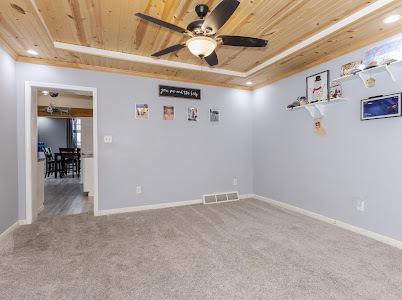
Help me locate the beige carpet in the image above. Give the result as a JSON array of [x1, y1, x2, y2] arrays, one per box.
[[1, 199, 402, 299]]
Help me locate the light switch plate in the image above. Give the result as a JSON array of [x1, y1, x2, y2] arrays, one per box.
[[104, 136, 113, 144]]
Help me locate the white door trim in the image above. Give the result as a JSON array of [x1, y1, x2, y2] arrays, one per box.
[[24, 81, 99, 224]]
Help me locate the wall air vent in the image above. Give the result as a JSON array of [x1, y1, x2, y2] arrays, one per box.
[[202, 191, 239, 205]]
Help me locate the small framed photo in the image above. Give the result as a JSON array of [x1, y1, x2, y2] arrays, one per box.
[[340, 60, 363, 76], [330, 81, 342, 100], [306, 70, 329, 103], [135, 104, 149, 120], [187, 107, 198, 122], [210, 109, 220, 122], [163, 105, 174, 120]]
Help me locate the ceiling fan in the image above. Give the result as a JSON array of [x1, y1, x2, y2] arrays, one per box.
[[135, 0, 268, 66]]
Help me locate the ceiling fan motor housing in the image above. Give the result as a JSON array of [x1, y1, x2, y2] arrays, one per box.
[[195, 4, 209, 18], [187, 19, 205, 34]]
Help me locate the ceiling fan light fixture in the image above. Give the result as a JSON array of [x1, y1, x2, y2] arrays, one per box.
[[186, 36, 217, 58]]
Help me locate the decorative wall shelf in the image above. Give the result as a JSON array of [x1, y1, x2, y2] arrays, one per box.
[[332, 60, 402, 88], [286, 98, 347, 118]]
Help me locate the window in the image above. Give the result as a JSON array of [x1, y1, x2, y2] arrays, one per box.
[[72, 118, 81, 148]]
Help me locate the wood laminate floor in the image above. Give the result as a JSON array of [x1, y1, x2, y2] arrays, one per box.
[[39, 176, 93, 217]]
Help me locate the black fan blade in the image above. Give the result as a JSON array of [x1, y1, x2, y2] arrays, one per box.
[[205, 51, 218, 66], [151, 44, 186, 57], [219, 35, 268, 47], [135, 13, 186, 34], [202, 0, 240, 34]]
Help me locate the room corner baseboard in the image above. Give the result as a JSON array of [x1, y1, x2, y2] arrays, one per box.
[[18, 220, 27, 226], [254, 195, 402, 250], [0, 221, 20, 243], [97, 199, 203, 216], [239, 194, 255, 199]]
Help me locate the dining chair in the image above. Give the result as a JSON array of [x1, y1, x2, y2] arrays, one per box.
[[44, 147, 56, 178]]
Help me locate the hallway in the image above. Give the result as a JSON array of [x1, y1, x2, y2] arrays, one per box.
[[39, 176, 93, 217]]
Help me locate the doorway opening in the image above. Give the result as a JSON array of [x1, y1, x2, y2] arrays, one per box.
[[25, 82, 98, 224]]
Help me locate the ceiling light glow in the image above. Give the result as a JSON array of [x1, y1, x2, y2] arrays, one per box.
[[246, 81, 253, 85], [27, 49, 38, 56], [383, 14, 401, 24], [41, 90, 49, 96], [186, 36, 217, 58]]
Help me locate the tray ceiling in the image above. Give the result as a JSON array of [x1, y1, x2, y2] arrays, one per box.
[[1, 0, 402, 89]]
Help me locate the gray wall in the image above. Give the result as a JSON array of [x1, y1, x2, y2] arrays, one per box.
[[37, 117, 67, 153], [253, 33, 402, 241], [16, 64, 253, 217], [0, 48, 18, 234]]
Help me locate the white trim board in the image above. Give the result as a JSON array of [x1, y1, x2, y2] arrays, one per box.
[[97, 193, 255, 216], [53, 42, 245, 78], [52, 0, 394, 78], [97, 199, 203, 216], [24, 82, 99, 224], [253, 195, 402, 250]]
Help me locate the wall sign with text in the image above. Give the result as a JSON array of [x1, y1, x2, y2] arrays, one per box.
[[159, 85, 201, 100]]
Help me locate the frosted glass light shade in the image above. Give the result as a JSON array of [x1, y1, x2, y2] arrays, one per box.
[[186, 36, 217, 58]]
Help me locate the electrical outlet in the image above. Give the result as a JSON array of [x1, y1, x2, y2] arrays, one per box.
[[357, 199, 365, 212], [136, 186, 142, 194], [104, 135, 113, 144], [233, 178, 238, 186]]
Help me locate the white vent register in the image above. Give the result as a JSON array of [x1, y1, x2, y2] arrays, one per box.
[[203, 192, 239, 204]]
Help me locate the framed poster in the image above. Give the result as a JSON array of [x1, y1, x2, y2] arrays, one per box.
[[306, 70, 329, 103]]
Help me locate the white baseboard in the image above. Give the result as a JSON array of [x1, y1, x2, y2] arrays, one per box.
[[254, 194, 402, 250], [0, 221, 20, 243], [97, 199, 203, 216], [97, 193, 255, 216]]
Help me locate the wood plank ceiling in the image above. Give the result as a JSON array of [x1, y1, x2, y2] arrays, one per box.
[[1, 0, 402, 89]]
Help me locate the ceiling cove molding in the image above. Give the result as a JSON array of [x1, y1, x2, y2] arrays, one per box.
[[51, 0, 393, 79], [244, 0, 396, 77], [53, 42, 246, 77]]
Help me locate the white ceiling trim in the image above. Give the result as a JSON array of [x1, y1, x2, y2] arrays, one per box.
[[52, 0, 394, 79], [53, 42, 246, 77]]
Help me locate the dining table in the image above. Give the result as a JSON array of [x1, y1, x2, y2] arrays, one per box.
[[53, 152, 81, 178]]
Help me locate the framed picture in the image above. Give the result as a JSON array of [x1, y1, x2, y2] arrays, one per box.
[[187, 107, 198, 121], [306, 70, 329, 103], [210, 109, 220, 122], [163, 106, 174, 120], [340, 60, 363, 76], [361, 93, 401, 121], [135, 104, 149, 120], [330, 81, 342, 100]]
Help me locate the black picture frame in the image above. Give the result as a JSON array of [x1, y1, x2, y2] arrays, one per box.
[[159, 85, 201, 100], [306, 70, 330, 103]]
